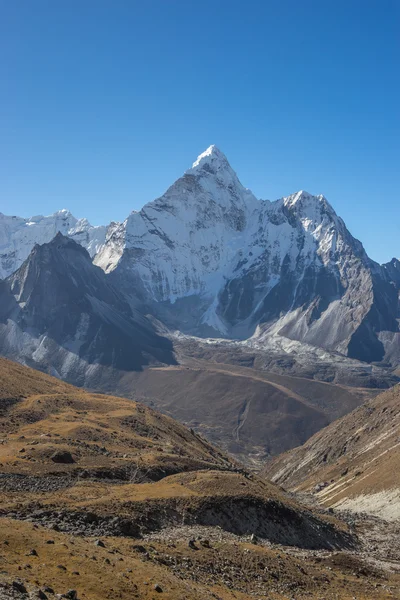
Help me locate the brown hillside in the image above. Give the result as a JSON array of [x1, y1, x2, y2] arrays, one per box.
[[108, 360, 373, 466], [0, 358, 347, 546], [2, 358, 398, 598], [265, 384, 400, 520], [0, 357, 73, 399]]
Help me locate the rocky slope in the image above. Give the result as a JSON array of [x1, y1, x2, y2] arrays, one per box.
[[0, 356, 344, 548], [1, 357, 399, 600], [0, 233, 176, 379], [265, 384, 400, 521]]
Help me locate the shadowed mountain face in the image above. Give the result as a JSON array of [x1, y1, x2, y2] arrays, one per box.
[[0, 233, 176, 382]]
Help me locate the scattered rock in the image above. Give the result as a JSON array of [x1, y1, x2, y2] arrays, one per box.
[[314, 482, 328, 492], [154, 584, 163, 593], [12, 581, 27, 594], [51, 451, 75, 464], [43, 587, 55, 595], [132, 544, 147, 553], [250, 534, 258, 544], [94, 539, 105, 547]]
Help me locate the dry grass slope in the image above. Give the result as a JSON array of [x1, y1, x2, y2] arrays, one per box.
[[265, 384, 400, 520], [0, 357, 399, 599]]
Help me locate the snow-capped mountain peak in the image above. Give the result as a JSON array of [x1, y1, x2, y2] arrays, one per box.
[[1, 145, 399, 368], [190, 144, 227, 169], [0, 210, 107, 279], [284, 190, 331, 211], [54, 208, 72, 216], [186, 145, 249, 196]]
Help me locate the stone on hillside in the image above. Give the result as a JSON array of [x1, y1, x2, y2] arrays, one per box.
[[51, 451, 75, 464], [12, 581, 27, 594]]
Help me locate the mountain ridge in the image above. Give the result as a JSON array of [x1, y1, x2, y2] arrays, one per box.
[[1, 145, 399, 369], [0, 233, 176, 382], [0, 208, 108, 279]]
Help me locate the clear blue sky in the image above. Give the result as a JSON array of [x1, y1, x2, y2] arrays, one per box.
[[1, 0, 399, 263]]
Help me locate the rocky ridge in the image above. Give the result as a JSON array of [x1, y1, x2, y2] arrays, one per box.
[[0, 234, 176, 378]]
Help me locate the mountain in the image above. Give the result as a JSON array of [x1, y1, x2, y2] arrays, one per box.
[[0, 231, 385, 465], [265, 384, 400, 521], [383, 257, 400, 287], [3, 356, 389, 600], [0, 146, 398, 466], [2, 146, 399, 368], [0, 233, 176, 384], [0, 209, 107, 279], [93, 145, 399, 366]]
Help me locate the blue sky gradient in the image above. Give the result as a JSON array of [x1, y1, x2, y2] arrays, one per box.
[[1, 0, 399, 263]]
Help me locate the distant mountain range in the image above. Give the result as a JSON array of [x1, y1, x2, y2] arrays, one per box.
[[1, 145, 398, 368]]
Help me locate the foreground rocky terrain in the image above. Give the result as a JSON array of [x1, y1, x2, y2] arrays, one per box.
[[265, 384, 400, 521], [1, 514, 400, 600], [1, 357, 399, 599]]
